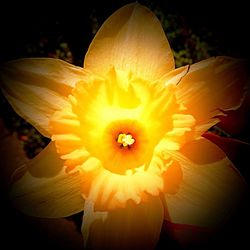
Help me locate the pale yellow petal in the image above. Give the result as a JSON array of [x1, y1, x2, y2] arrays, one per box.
[[164, 138, 247, 228], [162, 65, 189, 86], [0, 58, 87, 137], [84, 3, 174, 80], [82, 197, 163, 250], [176, 57, 248, 132], [10, 142, 83, 218]]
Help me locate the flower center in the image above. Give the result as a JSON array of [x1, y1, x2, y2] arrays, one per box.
[[117, 133, 135, 147]]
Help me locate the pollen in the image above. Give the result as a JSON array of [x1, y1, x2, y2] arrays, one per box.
[[117, 133, 135, 147]]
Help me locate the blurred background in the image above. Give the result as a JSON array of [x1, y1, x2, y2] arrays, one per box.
[[0, 0, 249, 249]]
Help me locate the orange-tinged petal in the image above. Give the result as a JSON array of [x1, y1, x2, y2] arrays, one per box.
[[10, 142, 83, 218], [161, 65, 189, 86], [162, 161, 183, 194], [162, 220, 214, 248], [176, 57, 248, 135], [216, 89, 250, 136], [84, 3, 174, 81], [82, 197, 163, 250], [163, 138, 247, 228], [0, 119, 28, 192], [0, 58, 87, 137], [203, 132, 250, 175]]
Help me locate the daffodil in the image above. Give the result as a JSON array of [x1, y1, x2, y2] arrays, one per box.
[[0, 3, 248, 250]]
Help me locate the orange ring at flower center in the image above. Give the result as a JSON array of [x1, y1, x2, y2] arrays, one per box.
[[97, 119, 153, 174]]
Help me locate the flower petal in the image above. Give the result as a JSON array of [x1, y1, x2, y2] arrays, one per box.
[[10, 142, 84, 218], [176, 57, 248, 134], [0, 119, 28, 191], [162, 65, 189, 86], [203, 132, 250, 178], [0, 58, 87, 137], [162, 220, 213, 248], [84, 3, 174, 81], [163, 138, 247, 228], [82, 197, 163, 250], [216, 89, 250, 136]]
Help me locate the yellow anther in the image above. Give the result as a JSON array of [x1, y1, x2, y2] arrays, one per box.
[[117, 133, 135, 147]]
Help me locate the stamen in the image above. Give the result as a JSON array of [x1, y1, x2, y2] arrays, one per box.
[[117, 133, 135, 147]]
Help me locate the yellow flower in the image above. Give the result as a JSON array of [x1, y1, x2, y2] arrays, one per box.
[[0, 3, 248, 249]]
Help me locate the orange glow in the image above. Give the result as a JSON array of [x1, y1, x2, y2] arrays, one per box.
[[49, 67, 187, 209]]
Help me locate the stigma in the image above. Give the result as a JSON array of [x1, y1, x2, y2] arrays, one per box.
[[117, 133, 135, 147]]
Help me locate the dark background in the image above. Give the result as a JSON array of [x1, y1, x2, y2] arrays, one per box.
[[0, 0, 249, 249], [1, 0, 250, 63]]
